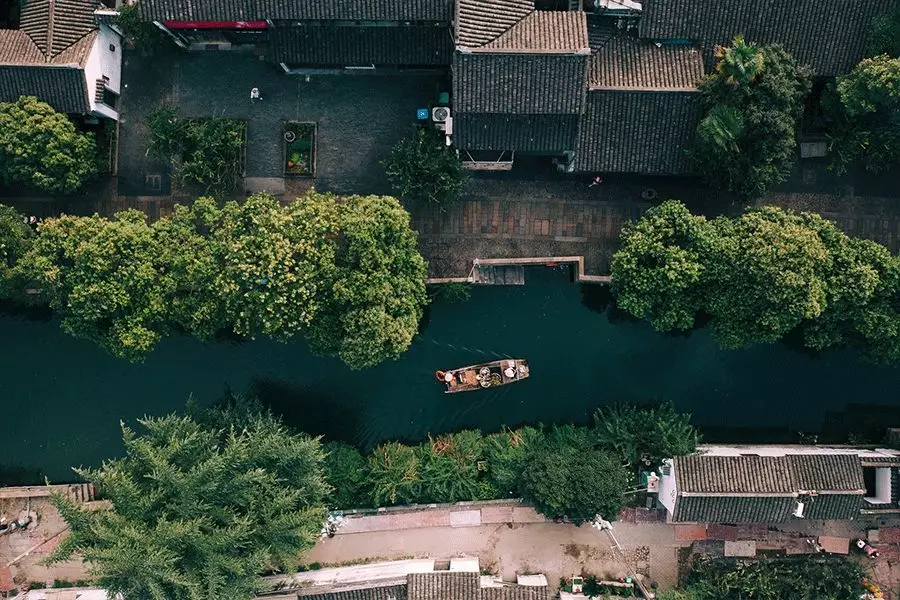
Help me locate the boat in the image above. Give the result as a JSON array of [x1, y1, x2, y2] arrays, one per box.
[[435, 359, 529, 393]]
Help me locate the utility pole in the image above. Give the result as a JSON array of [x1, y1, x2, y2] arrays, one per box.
[[592, 516, 655, 599]]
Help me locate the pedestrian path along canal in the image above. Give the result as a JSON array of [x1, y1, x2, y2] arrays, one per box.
[[2, 267, 899, 482]]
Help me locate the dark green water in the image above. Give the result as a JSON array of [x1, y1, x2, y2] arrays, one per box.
[[3, 266, 900, 483]]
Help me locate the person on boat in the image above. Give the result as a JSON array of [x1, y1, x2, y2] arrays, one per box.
[[504, 366, 516, 378]]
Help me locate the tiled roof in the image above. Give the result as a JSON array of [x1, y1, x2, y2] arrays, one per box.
[[141, 0, 453, 22], [676, 454, 866, 494], [407, 573, 550, 600], [589, 36, 703, 90], [481, 11, 588, 52], [789, 454, 865, 492], [268, 24, 452, 66], [574, 90, 700, 174], [301, 583, 408, 600], [408, 572, 479, 600], [803, 493, 863, 520], [638, 0, 900, 76], [453, 53, 587, 114], [0, 66, 91, 113], [456, 0, 534, 48], [673, 496, 796, 523], [0, 30, 45, 65], [454, 113, 580, 152], [20, 0, 99, 61]]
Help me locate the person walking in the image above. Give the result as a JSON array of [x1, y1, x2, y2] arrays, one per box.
[[588, 176, 602, 187], [250, 87, 262, 102]]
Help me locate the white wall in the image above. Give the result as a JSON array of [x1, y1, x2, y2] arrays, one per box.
[[84, 22, 123, 119], [698, 445, 900, 459], [658, 459, 678, 514]]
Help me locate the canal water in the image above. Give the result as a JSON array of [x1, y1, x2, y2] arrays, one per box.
[[2, 266, 900, 483]]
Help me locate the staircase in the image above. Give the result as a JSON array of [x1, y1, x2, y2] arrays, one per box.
[[473, 264, 525, 285], [66, 483, 96, 503]]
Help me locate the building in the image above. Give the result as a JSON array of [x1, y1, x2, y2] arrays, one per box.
[[658, 445, 900, 524], [137, 0, 899, 174], [0, 0, 124, 120]]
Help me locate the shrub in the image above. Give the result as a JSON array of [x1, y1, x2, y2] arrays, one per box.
[[324, 441, 371, 508], [384, 128, 466, 208]]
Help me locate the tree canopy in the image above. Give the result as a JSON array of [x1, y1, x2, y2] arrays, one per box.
[[0, 96, 97, 194], [826, 55, 900, 175], [692, 39, 811, 198], [0, 204, 34, 300], [384, 128, 466, 208], [611, 200, 900, 361], [6, 191, 428, 367], [519, 426, 630, 519], [49, 404, 329, 600]]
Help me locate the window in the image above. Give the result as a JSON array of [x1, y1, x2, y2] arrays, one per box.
[[109, 43, 116, 52], [102, 88, 119, 109]]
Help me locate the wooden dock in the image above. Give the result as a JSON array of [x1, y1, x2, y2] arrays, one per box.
[[472, 264, 525, 285]]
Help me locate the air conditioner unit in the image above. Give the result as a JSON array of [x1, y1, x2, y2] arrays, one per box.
[[432, 106, 450, 123], [435, 115, 453, 134], [793, 500, 805, 518]]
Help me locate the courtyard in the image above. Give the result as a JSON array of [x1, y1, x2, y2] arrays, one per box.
[[117, 48, 446, 198]]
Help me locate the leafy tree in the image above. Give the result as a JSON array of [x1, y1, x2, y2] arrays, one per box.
[[484, 426, 544, 496], [323, 441, 371, 509], [49, 408, 329, 600], [145, 106, 185, 162], [0, 96, 97, 194], [384, 128, 466, 208], [594, 403, 700, 470], [212, 193, 336, 341], [706, 207, 830, 347], [826, 55, 900, 175], [116, 3, 167, 54], [519, 426, 629, 519], [693, 41, 811, 198], [868, 7, 900, 57], [368, 441, 422, 506], [0, 204, 34, 299], [417, 430, 496, 503], [713, 35, 764, 86], [15, 210, 169, 360], [611, 200, 713, 331], [306, 193, 429, 369], [683, 557, 865, 600]]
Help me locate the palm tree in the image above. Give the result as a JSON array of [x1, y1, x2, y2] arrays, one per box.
[[714, 35, 765, 86], [697, 104, 744, 153]]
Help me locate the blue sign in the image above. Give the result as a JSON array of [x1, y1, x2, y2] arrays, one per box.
[[416, 108, 429, 120]]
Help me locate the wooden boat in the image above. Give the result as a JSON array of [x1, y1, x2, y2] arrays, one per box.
[[436, 359, 529, 393]]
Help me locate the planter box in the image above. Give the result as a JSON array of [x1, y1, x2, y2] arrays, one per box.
[[283, 121, 316, 177]]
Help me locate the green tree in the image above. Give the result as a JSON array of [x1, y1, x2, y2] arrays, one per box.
[[116, 3, 167, 54], [368, 441, 422, 506], [693, 42, 811, 198], [713, 35, 765, 86], [384, 128, 466, 208], [418, 430, 496, 503], [15, 211, 169, 360], [611, 200, 713, 331], [706, 207, 830, 347], [826, 55, 900, 175], [306, 193, 429, 369], [145, 105, 185, 162], [594, 403, 700, 470], [484, 426, 544, 496], [178, 118, 245, 196], [868, 7, 900, 57], [212, 193, 336, 341], [519, 426, 629, 519], [323, 441, 371, 509], [0, 96, 97, 194], [0, 204, 34, 299], [49, 408, 329, 600]]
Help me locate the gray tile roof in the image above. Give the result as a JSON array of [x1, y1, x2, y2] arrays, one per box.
[[141, 0, 453, 22], [456, 0, 534, 48], [407, 573, 550, 600], [638, 0, 900, 76], [481, 11, 588, 52], [268, 24, 452, 66], [573, 89, 699, 174], [454, 113, 580, 152], [676, 454, 866, 494], [589, 36, 703, 90], [0, 65, 91, 113], [453, 53, 587, 114], [673, 496, 796, 523], [300, 583, 408, 600], [803, 493, 863, 520]]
